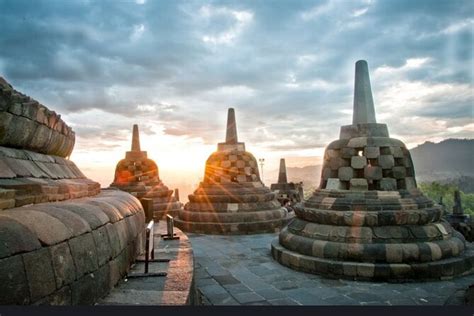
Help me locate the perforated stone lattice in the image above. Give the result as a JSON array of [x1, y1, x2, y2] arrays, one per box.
[[320, 140, 416, 191], [114, 158, 159, 185], [204, 151, 260, 184]]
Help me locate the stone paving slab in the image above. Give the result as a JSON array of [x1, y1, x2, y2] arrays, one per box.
[[99, 222, 195, 305], [189, 232, 474, 306]]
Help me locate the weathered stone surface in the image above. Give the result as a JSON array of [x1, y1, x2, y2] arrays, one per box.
[[338, 167, 354, 181], [0, 210, 71, 245], [378, 155, 395, 169], [350, 178, 368, 191], [0, 216, 41, 258], [351, 156, 367, 169], [364, 147, 380, 159], [326, 179, 345, 190], [68, 233, 99, 277], [0, 255, 30, 304], [34, 285, 72, 305], [364, 165, 382, 180], [380, 178, 397, 191], [92, 226, 113, 266], [23, 248, 56, 301], [49, 242, 76, 288]]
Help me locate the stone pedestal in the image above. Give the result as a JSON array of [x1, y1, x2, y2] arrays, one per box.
[[271, 61, 474, 281], [175, 108, 293, 235]]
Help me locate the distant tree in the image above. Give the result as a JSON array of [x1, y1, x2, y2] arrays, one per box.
[[418, 181, 474, 216]]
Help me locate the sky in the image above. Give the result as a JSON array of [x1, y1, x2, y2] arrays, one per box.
[[0, 0, 472, 193]]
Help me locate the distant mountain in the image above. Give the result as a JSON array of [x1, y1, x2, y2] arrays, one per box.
[[410, 138, 474, 182]]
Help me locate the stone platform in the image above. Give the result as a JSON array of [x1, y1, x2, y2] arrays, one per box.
[[190, 232, 474, 305], [99, 221, 195, 305]]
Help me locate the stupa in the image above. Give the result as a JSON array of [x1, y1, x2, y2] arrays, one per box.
[[270, 158, 304, 207], [271, 60, 474, 281], [175, 108, 293, 234], [110, 124, 182, 219]]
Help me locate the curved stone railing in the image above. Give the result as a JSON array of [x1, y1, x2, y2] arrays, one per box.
[[0, 190, 145, 305], [0, 77, 74, 157]]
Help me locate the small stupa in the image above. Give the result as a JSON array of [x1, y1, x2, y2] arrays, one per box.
[[270, 158, 304, 207], [110, 124, 182, 219], [271, 60, 474, 281], [175, 108, 294, 234]]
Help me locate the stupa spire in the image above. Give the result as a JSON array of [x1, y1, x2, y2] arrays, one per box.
[[131, 124, 141, 152], [225, 108, 238, 144], [353, 60, 376, 124], [277, 158, 288, 184]]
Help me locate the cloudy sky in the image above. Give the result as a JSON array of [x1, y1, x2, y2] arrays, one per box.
[[0, 0, 472, 190]]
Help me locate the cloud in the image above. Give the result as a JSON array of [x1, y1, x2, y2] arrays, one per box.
[[0, 0, 472, 164]]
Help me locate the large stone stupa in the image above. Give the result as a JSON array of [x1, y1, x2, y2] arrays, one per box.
[[271, 60, 474, 281], [110, 124, 182, 219], [175, 108, 293, 234]]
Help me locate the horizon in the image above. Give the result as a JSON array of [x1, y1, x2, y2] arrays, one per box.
[[0, 0, 472, 197]]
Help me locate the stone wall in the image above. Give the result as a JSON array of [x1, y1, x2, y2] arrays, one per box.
[[0, 146, 100, 209], [0, 77, 74, 157], [0, 190, 145, 305]]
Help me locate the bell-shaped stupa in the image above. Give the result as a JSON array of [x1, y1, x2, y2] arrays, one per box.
[[175, 108, 294, 234], [110, 124, 182, 219], [270, 158, 304, 207], [271, 60, 474, 281]]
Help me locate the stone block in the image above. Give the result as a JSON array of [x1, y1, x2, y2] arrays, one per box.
[[33, 285, 72, 305], [351, 156, 367, 169], [31, 207, 91, 237], [379, 178, 397, 191], [326, 179, 345, 190], [350, 178, 368, 191], [329, 157, 348, 170], [347, 137, 368, 148], [0, 255, 30, 304], [385, 244, 403, 263], [392, 166, 406, 179], [68, 233, 99, 277], [23, 248, 56, 301], [340, 147, 356, 158], [364, 165, 382, 180], [49, 242, 76, 288], [0, 217, 41, 258], [0, 210, 71, 246], [326, 149, 340, 158], [391, 147, 404, 158], [364, 146, 380, 159], [338, 167, 354, 181], [378, 155, 395, 169], [405, 177, 417, 191]]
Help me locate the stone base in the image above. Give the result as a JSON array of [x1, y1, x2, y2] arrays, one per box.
[[153, 200, 182, 220], [175, 213, 294, 235], [271, 238, 474, 282]]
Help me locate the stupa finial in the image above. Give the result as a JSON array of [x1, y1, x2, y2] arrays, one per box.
[[278, 158, 288, 184], [225, 108, 238, 144], [353, 60, 376, 124], [131, 124, 141, 152]]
